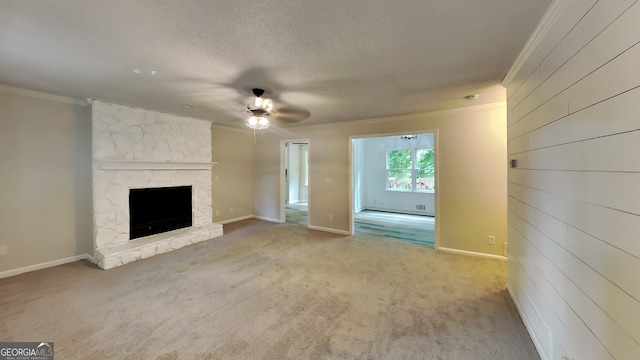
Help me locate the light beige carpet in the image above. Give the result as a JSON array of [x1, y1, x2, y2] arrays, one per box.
[[0, 219, 539, 359]]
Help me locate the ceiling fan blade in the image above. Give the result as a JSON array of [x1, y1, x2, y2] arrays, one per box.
[[272, 106, 311, 124]]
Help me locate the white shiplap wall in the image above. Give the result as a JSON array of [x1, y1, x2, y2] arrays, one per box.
[[503, 1, 640, 359]]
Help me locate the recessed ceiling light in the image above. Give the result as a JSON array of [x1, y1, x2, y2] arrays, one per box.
[[182, 105, 194, 109], [464, 94, 479, 100], [133, 69, 141, 74], [150, 70, 157, 75]]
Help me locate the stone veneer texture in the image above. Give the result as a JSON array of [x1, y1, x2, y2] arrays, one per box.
[[92, 100, 221, 269]]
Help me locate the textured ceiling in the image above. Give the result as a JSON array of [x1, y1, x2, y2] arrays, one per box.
[[0, 0, 551, 128]]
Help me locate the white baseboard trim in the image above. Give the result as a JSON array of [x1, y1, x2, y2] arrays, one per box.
[[0, 254, 94, 279], [85, 253, 95, 264], [307, 225, 351, 235], [218, 215, 253, 225], [360, 205, 435, 217], [438, 247, 507, 261], [253, 215, 284, 223]]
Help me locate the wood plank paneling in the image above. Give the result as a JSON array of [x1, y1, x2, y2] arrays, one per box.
[[507, 134, 529, 155], [510, 195, 640, 346], [508, 211, 615, 360], [515, 142, 582, 171], [506, 0, 599, 104], [512, 2, 640, 123], [529, 86, 640, 149], [504, 1, 640, 359], [582, 130, 640, 172], [508, 91, 568, 141], [507, 244, 555, 359], [509, 183, 640, 260], [512, 170, 640, 216], [509, 66, 541, 113], [539, 0, 638, 81], [568, 42, 640, 113], [565, 226, 640, 314]]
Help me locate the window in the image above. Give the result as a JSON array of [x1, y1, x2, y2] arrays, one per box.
[[387, 148, 434, 192]]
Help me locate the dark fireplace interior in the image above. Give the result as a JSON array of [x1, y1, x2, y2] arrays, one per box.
[[129, 185, 193, 240]]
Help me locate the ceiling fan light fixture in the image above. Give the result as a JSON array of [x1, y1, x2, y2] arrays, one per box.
[[245, 88, 273, 133], [246, 116, 270, 130]]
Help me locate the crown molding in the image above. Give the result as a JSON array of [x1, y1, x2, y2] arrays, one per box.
[[0, 84, 89, 106], [502, 0, 572, 86], [299, 102, 506, 130]]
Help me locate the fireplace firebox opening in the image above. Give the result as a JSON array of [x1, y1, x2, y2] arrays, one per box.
[[129, 185, 193, 239]]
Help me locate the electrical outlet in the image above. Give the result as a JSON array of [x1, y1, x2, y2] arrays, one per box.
[[328, 214, 333, 221], [215, 176, 219, 182], [229, 208, 234, 213], [0, 245, 7, 255], [488, 235, 496, 245]]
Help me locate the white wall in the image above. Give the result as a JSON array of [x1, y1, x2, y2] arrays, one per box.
[[0, 87, 93, 276], [298, 144, 309, 201], [503, 1, 640, 359], [355, 134, 435, 216], [353, 142, 363, 212], [252, 102, 507, 256], [287, 143, 308, 203]]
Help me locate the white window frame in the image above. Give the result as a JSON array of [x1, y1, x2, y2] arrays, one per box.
[[386, 148, 434, 193]]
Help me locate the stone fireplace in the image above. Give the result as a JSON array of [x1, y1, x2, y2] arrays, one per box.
[[92, 100, 222, 269]]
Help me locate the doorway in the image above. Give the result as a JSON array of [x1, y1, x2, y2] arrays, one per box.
[[283, 141, 309, 225], [351, 132, 437, 248]]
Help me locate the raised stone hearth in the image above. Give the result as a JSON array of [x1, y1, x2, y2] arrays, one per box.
[[95, 222, 222, 269], [92, 100, 222, 269]]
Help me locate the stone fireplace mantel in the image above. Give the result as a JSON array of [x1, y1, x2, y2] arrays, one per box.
[[97, 159, 217, 171]]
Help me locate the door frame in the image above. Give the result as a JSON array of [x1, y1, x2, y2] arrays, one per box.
[[348, 130, 440, 249], [280, 139, 310, 224]]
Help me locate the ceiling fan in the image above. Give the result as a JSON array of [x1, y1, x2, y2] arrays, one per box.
[[244, 87, 311, 130], [245, 88, 273, 130]]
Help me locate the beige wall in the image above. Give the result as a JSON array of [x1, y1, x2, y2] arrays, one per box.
[[211, 125, 254, 223], [0, 88, 93, 274], [251, 103, 508, 256], [0, 88, 507, 273], [503, 1, 640, 359]]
